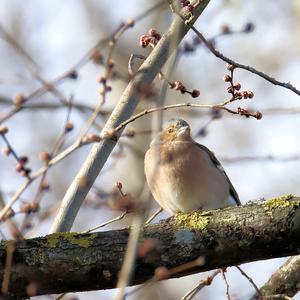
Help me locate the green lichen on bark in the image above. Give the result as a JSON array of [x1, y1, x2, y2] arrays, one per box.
[[172, 195, 300, 231], [46, 232, 97, 248], [173, 212, 210, 230], [264, 194, 295, 210]]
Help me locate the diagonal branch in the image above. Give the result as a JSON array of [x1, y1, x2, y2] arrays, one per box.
[[169, 7, 300, 97], [49, 0, 211, 233], [191, 28, 300, 97], [1, 195, 300, 297]]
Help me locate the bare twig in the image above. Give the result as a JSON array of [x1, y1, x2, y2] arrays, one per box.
[[0, 17, 142, 223], [0, 133, 31, 180], [181, 270, 220, 300], [0, 22, 67, 107], [190, 27, 300, 97], [145, 207, 163, 224], [78, 20, 133, 139], [0, 192, 20, 239], [221, 269, 232, 300], [83, 210, 128, 233], [20, 98, 74, 234], [125, 256, 205, 299], [236, 266, 262, 299], [0, 1, 166, 124], [0, 180, 31, 222], [128, 54, 146, 76], [114, 100, 259, 133], [169, 6, 300, 97]]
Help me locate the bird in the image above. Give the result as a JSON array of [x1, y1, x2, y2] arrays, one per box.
[[144, 118, 240, 214]]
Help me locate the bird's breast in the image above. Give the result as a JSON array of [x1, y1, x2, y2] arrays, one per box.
[[144, 142, 230, 213]]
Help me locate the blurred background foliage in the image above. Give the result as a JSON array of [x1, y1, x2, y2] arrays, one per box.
[[0, 0, 300, 299]]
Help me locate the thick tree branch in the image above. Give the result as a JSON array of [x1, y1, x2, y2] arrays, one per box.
[[1, 196, 300, 298]]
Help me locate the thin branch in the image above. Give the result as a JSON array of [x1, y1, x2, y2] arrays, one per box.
[[236, 266, 262, 299], [128, 54, 146, 76], [0, 20, 135, 223], [0, 180, 31, 222], [0, 22, 67, 105], [0, 193, 20, 239], [3, 97, 300, 117], [181, 270, 220, 300], [124, 257, 205, 299], [0, 133, 31, 180], [190, 27, 300, 97], [169, 6, 300, 97], [114, 101, 259, 133], [20, 98, 74, 234], [145, 207, 163, 224], [0, 1, 165, 124], [82, 210, 128, 233], [221, 269, 232, 300]]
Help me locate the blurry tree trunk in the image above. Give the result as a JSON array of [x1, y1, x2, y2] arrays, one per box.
[[251, 255, 300, 299]]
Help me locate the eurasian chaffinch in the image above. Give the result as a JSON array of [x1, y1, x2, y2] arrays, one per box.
[[144, 118, 240, 214]]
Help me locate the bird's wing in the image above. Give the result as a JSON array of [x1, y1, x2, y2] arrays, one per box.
[[195, 143, 241, 206]]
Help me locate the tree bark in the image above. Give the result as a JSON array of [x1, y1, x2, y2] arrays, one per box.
[[1, 196, 299, 298], [251, 255, 300, 299]]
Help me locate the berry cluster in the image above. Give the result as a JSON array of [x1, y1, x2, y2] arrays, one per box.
[[180, 0, 195, 12], [169, 80, 200, 98], [224, 64, 254, 101], [0, 125, 31, 177], [139, 28, 161, 48], [222, 64, 262, 120], [237, 107, 262, 120]]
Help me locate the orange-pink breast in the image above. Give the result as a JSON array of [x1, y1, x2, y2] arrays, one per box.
[[144, 141, 230, 214]]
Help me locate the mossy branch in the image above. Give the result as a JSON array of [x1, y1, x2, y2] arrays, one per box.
[[1, 195, 300, 298]]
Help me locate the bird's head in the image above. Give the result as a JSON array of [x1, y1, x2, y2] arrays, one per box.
[[160, 118, 191, 143]]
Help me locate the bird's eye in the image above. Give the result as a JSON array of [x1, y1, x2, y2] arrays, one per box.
[[168, 128, 173, 133]]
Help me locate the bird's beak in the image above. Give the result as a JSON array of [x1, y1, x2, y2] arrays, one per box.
[[177, 126, 190, 137]]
